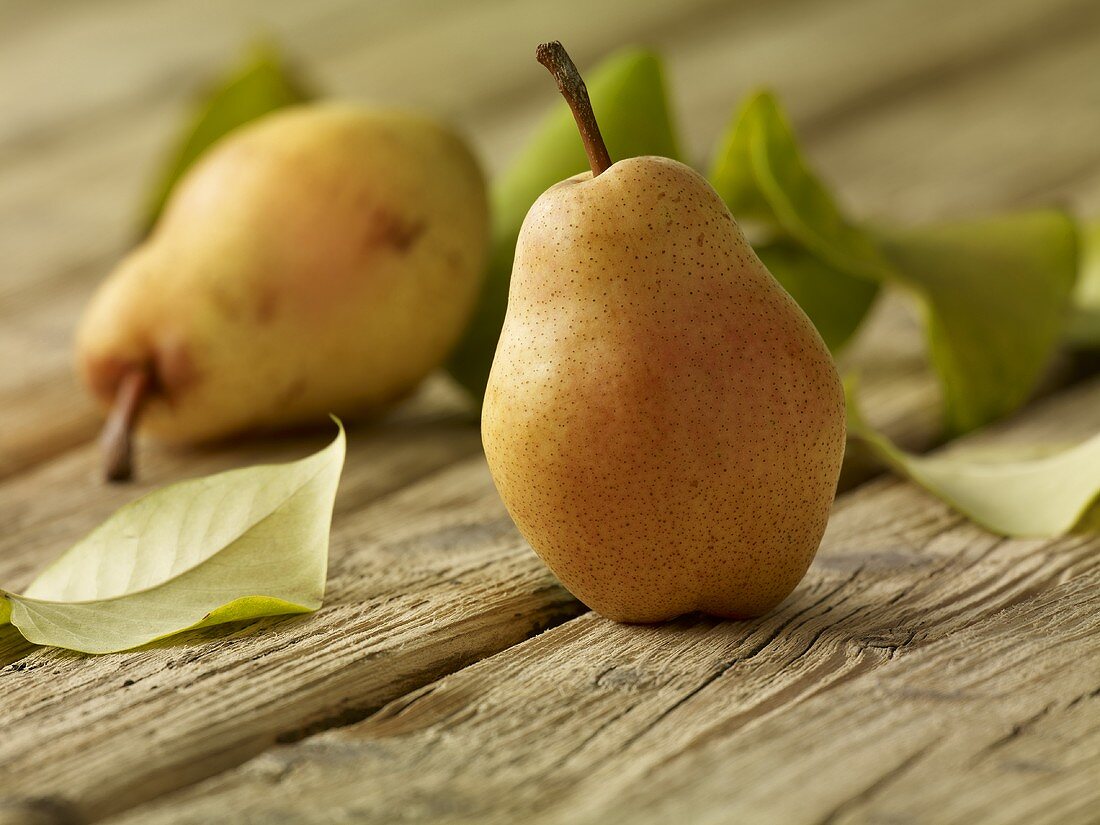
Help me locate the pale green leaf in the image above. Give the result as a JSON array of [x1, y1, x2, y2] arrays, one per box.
[[446, 48, 681, 399], [709, 91, 885, 351], [1068, 221, 1100, 345], [877, 212, 1079, 435], [847, 385, 1100, 537], [140, 40, 311, 233], [0, 424, 345, 654]]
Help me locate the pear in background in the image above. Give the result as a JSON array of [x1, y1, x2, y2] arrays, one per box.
[[482, 43, 845, 622], [78, 104, 488, 480]]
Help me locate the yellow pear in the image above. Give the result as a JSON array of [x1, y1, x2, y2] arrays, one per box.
[[77, 104, 488, 479], [481, 43, 845, 622]]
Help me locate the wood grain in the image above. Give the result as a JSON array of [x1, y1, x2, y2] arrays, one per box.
[[0, 306, 925, 822], [1, 1, 1098, 823], [108, 378, 1100, 825], [0, 412, 580, 822]]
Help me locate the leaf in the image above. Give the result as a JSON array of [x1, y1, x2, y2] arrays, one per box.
[[0, 424, 345, 654], [754, 240, 880, 352], [1068, 220, 1100, 345], [140, 41, 311, 233], [876, 211, 1079, 435], [710, 93, 1079, 435], [847, 384, 1100, 537], [446, 47, 681, 400], [709, 91, 885, 351]]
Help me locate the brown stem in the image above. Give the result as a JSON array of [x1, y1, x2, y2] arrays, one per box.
[[536, 41, 613, 177], [100, 366, 151, 483]]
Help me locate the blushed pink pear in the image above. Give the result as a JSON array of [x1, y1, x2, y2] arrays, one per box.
[[481, 43, 845, 621]]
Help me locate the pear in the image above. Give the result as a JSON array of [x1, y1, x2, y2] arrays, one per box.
[[481, 43, 845, 622], [78, 104, 488, 480]]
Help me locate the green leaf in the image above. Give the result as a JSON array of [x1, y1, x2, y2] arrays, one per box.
[[709, 91, 1078, 433], [715, 92, 893, 279], [847, 384, 1100, 537], [755, 240, 880, 352], [709, 91, 885, 351], [1068, 221, 1100, 345], [446, 47, 681, 400], [877, 211, 1079, 435], [140, 41, 311, 233], [0, 424, 345, 654]]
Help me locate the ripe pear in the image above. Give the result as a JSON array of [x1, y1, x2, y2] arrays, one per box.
[[77, 103, 488, 480], [481, 43, 845, 622]]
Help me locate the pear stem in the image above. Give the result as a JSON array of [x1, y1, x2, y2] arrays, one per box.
[[536, 41, 612, 177], [101, 366, 151, 483]]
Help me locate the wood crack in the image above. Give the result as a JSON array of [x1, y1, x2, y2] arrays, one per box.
[[0, 795, 85, 825], [612, 565, 867, 754], [815, 738, 940, 825], [980, 702, 1056, 755]]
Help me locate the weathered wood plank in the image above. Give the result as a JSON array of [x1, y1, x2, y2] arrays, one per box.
[[807, 7, 1100, 223], [0, 0, 417, 151], [581, 573, 1100, 825], [107, 377, 1100, 825], [0, 796, 78, 825], [0, 399, 580, 821], [0, 379, 468, 584], [1, 3, 1098, 822], [0, 384, 505, 673], [462, 0, 1097, 169], [0, 299, 921, 821], [0, 626, 34, 670]]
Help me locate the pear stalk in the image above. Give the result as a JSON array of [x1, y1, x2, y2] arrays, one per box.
[[536, 42, 612, 177], [101, 366, 151, 482]]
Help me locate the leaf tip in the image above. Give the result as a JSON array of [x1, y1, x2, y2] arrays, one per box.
[[744, 87, 780, 109], [327, 414, 347, 448]]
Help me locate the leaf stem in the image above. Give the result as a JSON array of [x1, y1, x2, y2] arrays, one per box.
[[536, 41, 612, 177], [101, 366, 151, 483]]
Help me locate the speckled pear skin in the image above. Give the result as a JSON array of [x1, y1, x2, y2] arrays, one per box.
[[77, 104, 488, 443], [482, 156, 845, 622]]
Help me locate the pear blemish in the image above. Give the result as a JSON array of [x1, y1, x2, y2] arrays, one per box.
[[481, 42, 846, 622]]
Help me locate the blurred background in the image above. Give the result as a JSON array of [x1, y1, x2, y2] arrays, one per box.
[[3, 0, 1100, 473], [7, 0, 1100, 258]]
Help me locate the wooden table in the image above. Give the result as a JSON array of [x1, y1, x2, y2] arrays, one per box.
[[2, 1, 1099, 822]]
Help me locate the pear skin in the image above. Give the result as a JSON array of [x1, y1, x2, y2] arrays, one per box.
[[77, 104, 488, 455], [482, 155, 845, 622]]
